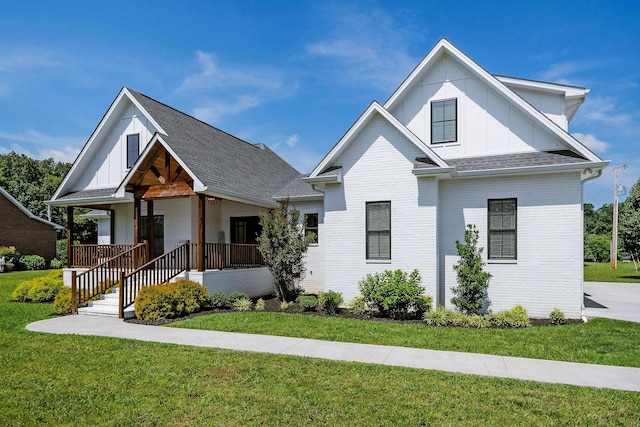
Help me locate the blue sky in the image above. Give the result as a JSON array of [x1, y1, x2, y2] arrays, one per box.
[[1, 0, 638, 207]]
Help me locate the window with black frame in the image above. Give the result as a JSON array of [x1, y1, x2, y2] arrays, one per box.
[[366, 201, 391, 260], [488, 199, 517, 260]]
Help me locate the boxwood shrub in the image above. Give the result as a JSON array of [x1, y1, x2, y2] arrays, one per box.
[[11, 270, 64, 302], [134, 280, 209, 321]]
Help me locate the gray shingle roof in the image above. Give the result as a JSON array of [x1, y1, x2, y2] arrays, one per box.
[[57, 187, 118, 201], [128, 89, 301, 205], [273, 174, 324, 200], [446, 150, 588, 172]]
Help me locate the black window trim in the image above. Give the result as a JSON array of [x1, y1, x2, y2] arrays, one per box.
[[366, 201, 391, 260], [126, 133, 140, 169], [431, 98, 458, 144], [304, 213, 319, 244], [488, 198, 517, 260]]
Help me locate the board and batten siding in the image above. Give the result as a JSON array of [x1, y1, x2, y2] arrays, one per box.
[[323, 113, 438, 304], [438, 172, 584, 318], [75, 101, 157, 191], [388, 54, 568, 160]]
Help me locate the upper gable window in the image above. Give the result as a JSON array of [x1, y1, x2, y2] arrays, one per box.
[[431, 99, 457, 143], [127, 134, 140, 168]]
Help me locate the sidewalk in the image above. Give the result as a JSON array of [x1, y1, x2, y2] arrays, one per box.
[[27, 315, 640, 392]]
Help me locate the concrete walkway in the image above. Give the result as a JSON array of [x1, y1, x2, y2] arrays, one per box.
[[27, 314, 640, 392], [584, 281, 640, 323]]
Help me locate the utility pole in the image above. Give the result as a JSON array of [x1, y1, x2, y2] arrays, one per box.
[[612, 166, 619, 269]]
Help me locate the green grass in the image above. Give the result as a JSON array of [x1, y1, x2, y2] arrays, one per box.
[[584, 261, 640, 283], [2, 271, 640, 425], [172, 311, 640, 367]]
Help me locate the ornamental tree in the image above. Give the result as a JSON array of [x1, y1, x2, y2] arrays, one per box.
[[451, 224, 492, 315], [620, 178, 640, 271], [257, 199, 314, 302]]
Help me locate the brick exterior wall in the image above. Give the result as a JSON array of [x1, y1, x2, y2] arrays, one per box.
[[0, 195, 58, 264]]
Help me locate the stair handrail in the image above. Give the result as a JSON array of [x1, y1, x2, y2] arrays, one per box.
[[118, 241, 191, 318], [71, 242, 148, 314]]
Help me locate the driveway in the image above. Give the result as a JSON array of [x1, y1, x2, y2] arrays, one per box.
[[584, 282, 640, 323]]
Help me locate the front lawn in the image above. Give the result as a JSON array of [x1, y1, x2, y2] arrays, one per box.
[[171, 310, 640, 367], [584, 261, 640, 283], [2, 271, 640, 425]]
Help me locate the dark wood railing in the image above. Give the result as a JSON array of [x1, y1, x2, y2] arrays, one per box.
[[71, 242, 148, 314], [70, 244, 138, 268], [188, 243, 264, 270], [118, 242, 191, 318]]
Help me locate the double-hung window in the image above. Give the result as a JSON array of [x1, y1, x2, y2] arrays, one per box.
[[304, 213, 318, 244], [431, 99, 457, 143], [366, 201, 391, 260], [127, 134, 140, 169], [488, 199, 517, 260]]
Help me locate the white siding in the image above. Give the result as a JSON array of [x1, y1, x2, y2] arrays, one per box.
[[113, 203, 134, 244], [388, 54, 567, 159], [296, 201, 325, 295], [438, 172, 584, 318], [73, 101, 157, 191], [323, 113, 439, 304], [187, 268, 274, 298]]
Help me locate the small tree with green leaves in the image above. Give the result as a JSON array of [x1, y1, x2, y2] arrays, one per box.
[[451, 224, 492, 315], [620, 178, 640, 271], [257, 199, 314, 302]]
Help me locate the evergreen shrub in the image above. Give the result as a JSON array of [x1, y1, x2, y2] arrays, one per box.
[[296, 295, 317, 311], [318, 290, 343, 314], [358, 269, 426, 319]]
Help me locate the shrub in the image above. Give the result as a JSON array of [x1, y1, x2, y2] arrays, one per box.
[[451, 224, 492, 315], [50, 258, 65, 269], [318, 290, 343, 314], [20, 255, 46, 271], [415, 294, 434, 316], [467, 314, 489, 328], [358, 269, 425, 319], [172, 279, 208, 316], [255, 298, 265, 311], [423, 307, 455, 326], [27, 275, 64, 302], [280, 301, 289, 311], [550, 308, 566, 325], [11, 281, 33, 302], [209, 292, 228, 308], [347, 296, 367, 315], [233, 298, 253, 311], [296, 295, 318, 311], [53, 287, 72, 315], [488, 305, 531, 328], [135, 284, 176, 321], [228, 292, 250, 304], [12, 270, 63, 302], [0, 246, 20, 269]]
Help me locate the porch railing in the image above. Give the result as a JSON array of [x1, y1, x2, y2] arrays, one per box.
[[70, 242, 148, 314], [118, 242, 191, 318], [70, 244, 138, 268], [188, 243, 264, 270]]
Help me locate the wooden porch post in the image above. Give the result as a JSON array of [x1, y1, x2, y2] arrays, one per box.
[[133, 198, 141, 244], [147, 200, 154, 260], [109, 209, 115, 244], [67, 206, 74, 267], [198, 194, 205, 272]]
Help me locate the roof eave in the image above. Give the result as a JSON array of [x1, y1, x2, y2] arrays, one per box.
[[412, 167, 457, 177], [454, 161, 610, 178], [201, 187, 279, 209], [273, 194, 325, 202]]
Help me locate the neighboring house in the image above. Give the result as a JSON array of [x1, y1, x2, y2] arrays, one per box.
[[0, 186, 63, 265], [49, 39, 608, 318]]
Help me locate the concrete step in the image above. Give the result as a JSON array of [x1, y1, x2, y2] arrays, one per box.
[[77, 289, 135, 319]]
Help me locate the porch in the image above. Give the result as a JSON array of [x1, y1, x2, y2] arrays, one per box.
[[67, 241, 272, 318]]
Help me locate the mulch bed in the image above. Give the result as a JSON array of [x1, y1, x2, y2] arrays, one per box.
[[125, 294, 582, 327]]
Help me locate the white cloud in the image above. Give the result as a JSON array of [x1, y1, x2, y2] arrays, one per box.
[[0, 130, 83, 162], [306, 5, 419, 90], [572, 132, 610, 153], [178, 51, 284, 93], [192, 95, 263, 123], [285, 134, 299, 147], [579, 96, 633, 128]]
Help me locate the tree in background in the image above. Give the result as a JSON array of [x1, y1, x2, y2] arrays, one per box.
[[452, 224, 492, 315], [620, 178, 640, 270], [257, 199, 314, 302], [0, 152, 96, 243], [583, 203, 617, 262]]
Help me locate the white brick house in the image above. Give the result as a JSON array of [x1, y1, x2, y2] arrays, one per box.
[[50, 39, 607, 318]]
